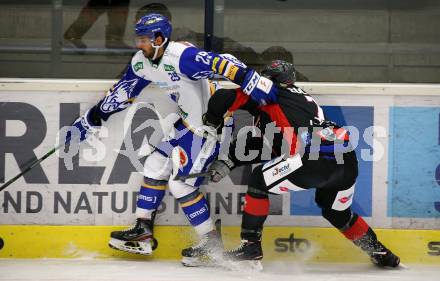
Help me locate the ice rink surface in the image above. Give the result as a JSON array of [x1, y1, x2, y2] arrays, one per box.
[[1, 259, 440, 281]]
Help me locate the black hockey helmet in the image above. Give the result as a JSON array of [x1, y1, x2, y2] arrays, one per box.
[[136, 3, 172, 22], [261, 60, 296, 86]]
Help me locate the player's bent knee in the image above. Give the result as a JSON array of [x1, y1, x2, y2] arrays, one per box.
[[168, 179, 198, 199], [248, 165, 266, 190], [315, 184, 355, 212], [321, 208, 352, 229], [143, 177, 168, 187], [143, 151, 172, 180]]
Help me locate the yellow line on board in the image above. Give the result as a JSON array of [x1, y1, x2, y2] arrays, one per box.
[[0, 225, 439, 264]]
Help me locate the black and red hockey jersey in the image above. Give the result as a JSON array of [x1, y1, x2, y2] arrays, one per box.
[[205, 85, 351, 165]]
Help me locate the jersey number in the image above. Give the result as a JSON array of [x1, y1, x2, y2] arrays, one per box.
[[195, 51, 212, 65], [287, 87, 324, 122], [168, 71, 181, 81]]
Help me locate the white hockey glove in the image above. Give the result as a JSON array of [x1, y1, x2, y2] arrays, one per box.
[[208, 158, 235, 183], [65, 108, 101, 144]]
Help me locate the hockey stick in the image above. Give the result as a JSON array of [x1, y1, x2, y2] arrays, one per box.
[[0, 128, 84, 192], [0, 143, 63, 192], [173, 171, 212, 181], [215, 219, 222, 242]]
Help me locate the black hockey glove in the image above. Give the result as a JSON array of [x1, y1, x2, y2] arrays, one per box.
[[202, 112, 224, 135], [208, 158, 235, 183]]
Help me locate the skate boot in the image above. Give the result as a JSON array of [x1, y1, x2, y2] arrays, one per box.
[[109, 218, 157, 255], [181, 230, 223, 267], [369, 246, 401, 268], [223, 240, 263, 271], [354, 229, 400, 268]]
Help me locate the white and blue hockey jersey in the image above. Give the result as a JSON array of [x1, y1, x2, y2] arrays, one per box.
[[92, 40, 275, 129], [98, 41, 214, 129], [71, 41, 279, 185]]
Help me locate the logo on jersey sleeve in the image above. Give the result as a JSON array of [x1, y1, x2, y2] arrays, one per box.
[[219, 53, 247, 68], [101, 79, 138, 113], [191, 71, 213, 80], [256, 76, 273, 94], [243, 72, 260, 94]]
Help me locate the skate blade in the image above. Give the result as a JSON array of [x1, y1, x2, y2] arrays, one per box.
[[397, 262, 409, 269], [181, 256, 217, 267], [181, 256, 263, 272], [108, 238, 153, 255], [376, 263, 408, 270], [220, 259, 263, 272]]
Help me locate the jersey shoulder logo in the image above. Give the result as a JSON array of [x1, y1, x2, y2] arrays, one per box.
[[133, 62, 143, 72]]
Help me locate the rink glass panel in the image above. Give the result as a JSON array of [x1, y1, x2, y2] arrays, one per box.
[[216, 0, 440, 82], [0, 0, 204, 79], [0, 1, 439, 81]]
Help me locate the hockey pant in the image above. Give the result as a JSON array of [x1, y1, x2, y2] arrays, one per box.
[[135, 120, 220, 236], [241, 151, 371, 244]]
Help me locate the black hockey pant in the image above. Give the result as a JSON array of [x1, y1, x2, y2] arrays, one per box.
[[241, 151, 360, 241]]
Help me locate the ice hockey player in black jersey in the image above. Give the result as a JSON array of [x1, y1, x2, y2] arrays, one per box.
[[203, 60, 401, 269]]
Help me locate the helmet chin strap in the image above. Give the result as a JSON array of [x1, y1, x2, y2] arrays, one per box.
[[151, 37, 168, 60]]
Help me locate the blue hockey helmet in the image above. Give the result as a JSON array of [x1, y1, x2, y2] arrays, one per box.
[[135, 13, 172, 41]]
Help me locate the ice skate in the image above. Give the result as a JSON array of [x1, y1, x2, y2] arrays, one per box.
[[109, 218, 157, 255], [222, 240, 263, 271], [181, 230, 223, 267], [368, 243, 400, 268], [354, 229, 400, 268]]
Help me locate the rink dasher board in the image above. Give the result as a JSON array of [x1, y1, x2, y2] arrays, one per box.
[[0, 79, 439, 230], [0, 225, 439, 264], [0, 80, 439, 264]]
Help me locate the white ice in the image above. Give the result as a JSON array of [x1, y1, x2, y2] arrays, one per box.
[[1, 259, 439, 281]]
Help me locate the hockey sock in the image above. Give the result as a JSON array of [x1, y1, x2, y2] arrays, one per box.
[[338, 213, 385, 255], [178, 190, 213, 236], [340, 213, 369, 241], [324, 210, 391, 257], [241, 193, 269, 242], [135, 177, 167, 219]]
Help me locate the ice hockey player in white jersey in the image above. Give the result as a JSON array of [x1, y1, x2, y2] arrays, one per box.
[[65, 13, 279, 266]]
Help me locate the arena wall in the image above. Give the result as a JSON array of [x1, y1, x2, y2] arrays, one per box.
[[0, 79, 439, 263]]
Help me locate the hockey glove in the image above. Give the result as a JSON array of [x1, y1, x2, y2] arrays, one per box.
[[208, 158, 235, 183], [242, 70, 278, 105], [65, 108, 101, 144], [202, 113, 224, 134]]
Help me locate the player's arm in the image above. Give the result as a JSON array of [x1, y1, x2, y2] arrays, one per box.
[[67, 62, 151, 143], [205, 89, 265, 182], [208, 130, 265, 182], [179, 47, 279, 106], [203, 87, 259, 129]]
